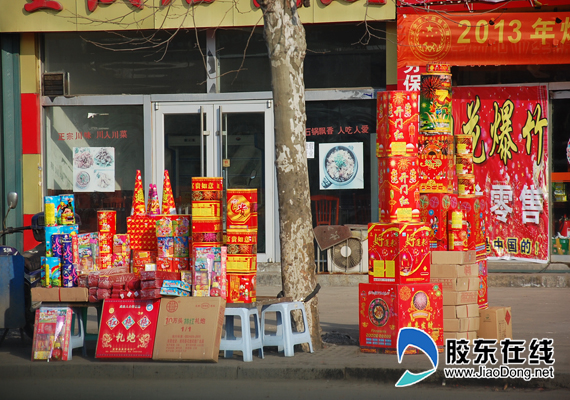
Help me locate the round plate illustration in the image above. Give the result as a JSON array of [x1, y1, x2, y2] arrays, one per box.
[[76, 171, 90, 189], [412, 291, 429, 311], [368, 298, 390, 327]]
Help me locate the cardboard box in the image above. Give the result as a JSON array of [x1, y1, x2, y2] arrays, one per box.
[[368, 222, 431, 284], [431, 277, 473, 292], [444, 331, 478, 343], [443, 304, 480, 319], [478, 306, 512, 340], [359, 282, 443, 350], [31, 287, 61, 302], [443, 290, 478, 306], [59, 287, 89, 302], [431, 250, 476, 265], [443, 317, 480, 332], [153, 297, 226, 361], [431, 263, 478, 278]]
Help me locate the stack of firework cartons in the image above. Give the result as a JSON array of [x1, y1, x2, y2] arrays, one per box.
[[42, 194, 79, 288], [430, 251, 479, 342], [416, 63, 457, 253], [155, 215, 190, 273], [191, 177, 226, 298], [360, 90, 442, 354], [225, 189, 258, 303]]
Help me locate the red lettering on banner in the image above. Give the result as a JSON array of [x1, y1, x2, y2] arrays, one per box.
[[24, 0, 63, 12], [88, 0, 144, 12]]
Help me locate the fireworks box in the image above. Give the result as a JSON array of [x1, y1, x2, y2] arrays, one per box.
[[153, 297, 226, 361], [359, 282, 443, 351], [430, 276, 479, 292], [443, 317, 480, 332], [478, 306, 512, 340], [443, 290, 478, 306], [417, 135, 454, 194], [376, 91, 419, 158], [377, 156, 420, 222], [443, 331, 478, 343], [127, 215, 159, 251], [368, 222, 430, 284], [458, 195, 482, 251], [419, 193, 458, 250]]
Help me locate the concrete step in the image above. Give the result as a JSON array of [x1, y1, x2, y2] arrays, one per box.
[[257, 263, 570, 288]]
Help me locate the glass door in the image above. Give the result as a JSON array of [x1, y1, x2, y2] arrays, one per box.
[[153, 101, 275, 262]]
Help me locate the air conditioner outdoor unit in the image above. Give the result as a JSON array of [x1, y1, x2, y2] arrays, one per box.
[[327, 225, 368, 274]]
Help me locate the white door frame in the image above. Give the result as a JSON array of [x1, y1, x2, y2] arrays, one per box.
[[152, 100, 276, 262]]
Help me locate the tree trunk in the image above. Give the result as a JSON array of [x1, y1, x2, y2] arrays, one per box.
[[259, 0, 322, 351]]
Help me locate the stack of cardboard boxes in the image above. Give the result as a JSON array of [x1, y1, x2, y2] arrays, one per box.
[[431, 250, 480, 341]]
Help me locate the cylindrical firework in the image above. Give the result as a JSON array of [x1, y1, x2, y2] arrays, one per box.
[[97, 210, 116, 234], [448, 210, 464, 251], [226, 189, 258, 230], [455, 134, 473, 155], [61, 235, 74, 265], [62, 263, 77, 287], [458, 174, 476, 196], [420, 71, 452, 133], [456, 155, 474, 175]]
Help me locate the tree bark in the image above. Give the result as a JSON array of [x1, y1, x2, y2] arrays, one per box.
[[258, 0, 322, 351]]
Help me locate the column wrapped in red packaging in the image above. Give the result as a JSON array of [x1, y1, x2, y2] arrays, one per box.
[[478, 259, 488, 309], [376, 90, 419, 157], [226, 189, 258, 231], [227, 273, 256, 303], [226, 230, 257, 255], [378, 156, 420, 222], [458, 195, 481, 252], [97, 210, 116, 234]]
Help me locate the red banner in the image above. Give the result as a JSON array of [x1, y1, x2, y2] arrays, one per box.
[[398, 12, 570, 67], [452, 85, 549, 262]]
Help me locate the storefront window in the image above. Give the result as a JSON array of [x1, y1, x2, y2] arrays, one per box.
[[306, 100, 376, 227], [44, 31, 207, 95], [217, 22, 386, 92], [45, 106, 144, 233]]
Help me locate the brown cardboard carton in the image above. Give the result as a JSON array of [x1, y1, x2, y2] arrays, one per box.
[[444, 331, 478, 343], [432, 277, 470, 291], [443, 290, 478, 306], [431, 251, 476, 265], [456, 303, 480, 319], [59, 288, 89, 302], [467, 277, 480, 291], [478, 306, 512, 340], [444, 317, 480, 332], [431, 263, 478, 278], [31, 287, 60, 302], [443, 305, 456, 319], [152, 297, 225, 361]]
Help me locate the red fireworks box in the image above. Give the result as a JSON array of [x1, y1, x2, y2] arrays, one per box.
[[368, 222, 430, 284], [376, 91, 420, 157], [96, 298, 161, 358], [418, 134, 454, 193], [359, 282, 444, 351], [127, 215, 159, 251], [458, 195, 482, 251], [378, 156, 420, 222], [419, 193, 458, 251]]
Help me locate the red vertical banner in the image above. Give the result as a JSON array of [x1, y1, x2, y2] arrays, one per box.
[[452, 85, 549, 262]]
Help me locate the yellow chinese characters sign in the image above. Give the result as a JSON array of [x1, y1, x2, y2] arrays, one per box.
[[398, 12, 570, 67]]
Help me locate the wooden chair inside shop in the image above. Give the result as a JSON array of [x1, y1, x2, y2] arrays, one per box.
[[310, 195, 340, 273]]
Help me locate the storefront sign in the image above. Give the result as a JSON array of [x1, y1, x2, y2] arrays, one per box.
[[397, 66, 423, 91], [306, 124, 370, 136], [452, 85, 549, 262], [398, 12, 570, 67]]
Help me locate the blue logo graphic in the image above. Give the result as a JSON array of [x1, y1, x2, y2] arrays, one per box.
[[395, 327, 438, 387]]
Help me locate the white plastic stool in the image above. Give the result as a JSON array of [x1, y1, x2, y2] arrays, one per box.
[[67, 308, 85, 360], [219, 306, 264, 362], [261, 301, 313, 357]]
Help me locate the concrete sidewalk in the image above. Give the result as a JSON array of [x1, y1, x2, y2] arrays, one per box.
[[0, 284, 568, 390]]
